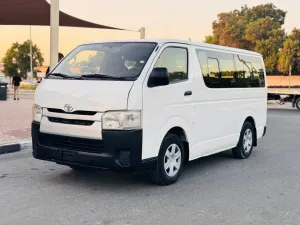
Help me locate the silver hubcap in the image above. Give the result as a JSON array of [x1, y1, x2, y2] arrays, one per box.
[[243, 129, 253, 153], [164, 144, 182, 177]]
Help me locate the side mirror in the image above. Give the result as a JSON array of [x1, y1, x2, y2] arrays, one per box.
[[148, 67, 169, 88]]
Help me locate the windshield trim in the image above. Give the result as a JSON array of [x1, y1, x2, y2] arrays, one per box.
[[80, 41, 158, 48], [46, 42, 158, 81]]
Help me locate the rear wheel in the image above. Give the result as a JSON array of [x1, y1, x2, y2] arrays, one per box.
[[295, 98, 300, 110], [232, 122, 254, 159], [149, 134, 184, 185]]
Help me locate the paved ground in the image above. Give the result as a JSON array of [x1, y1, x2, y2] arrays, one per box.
[[0, 109, 299, 225], [0, 96, 33, 145], [267, 101, 297, 110]]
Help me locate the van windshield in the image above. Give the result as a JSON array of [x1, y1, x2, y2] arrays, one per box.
[[48, 42, 157, 81]]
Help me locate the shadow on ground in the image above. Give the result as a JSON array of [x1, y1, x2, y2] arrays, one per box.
[[43, 150, 238, 191]]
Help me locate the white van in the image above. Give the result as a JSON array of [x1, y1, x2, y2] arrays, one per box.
[[32, 40, 267, 185]]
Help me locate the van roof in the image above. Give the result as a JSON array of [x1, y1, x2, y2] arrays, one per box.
[[84, 39, 261, 56]]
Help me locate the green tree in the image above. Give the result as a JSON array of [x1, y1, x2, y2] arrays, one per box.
[[2, 40, 44, 79], [204, 35, 219, 45], [255, 29, 285, 73], [278, 28, 300, 75], [241, 3, 286, 25], [244, 17, 281, 43], [205, 3, 287, 73], [2, 42, 19, 78]]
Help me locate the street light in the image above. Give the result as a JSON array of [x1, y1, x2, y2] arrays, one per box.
[[139, 27, 145, 39], [29, 25, 33, 82]]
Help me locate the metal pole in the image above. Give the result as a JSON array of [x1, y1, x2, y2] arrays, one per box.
[[139, 27, 145, 39], [30, 25, 33, 81], [289, 65, 292, 89], [50, 0, 59, 70]]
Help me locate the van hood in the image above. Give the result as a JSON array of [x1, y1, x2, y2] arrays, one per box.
[[35, 79, 133, 112]]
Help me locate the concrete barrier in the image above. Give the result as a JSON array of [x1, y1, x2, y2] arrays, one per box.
[[267, 76, 300, 87], [0, 141, 32, 155]]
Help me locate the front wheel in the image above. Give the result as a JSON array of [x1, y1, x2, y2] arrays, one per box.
[[149, 134, 185, 185], [232, 122, 254, 159]]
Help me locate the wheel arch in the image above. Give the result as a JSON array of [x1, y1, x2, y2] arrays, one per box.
[[238, 109, 257, 146], [166, 127, 189, 163], [159, 116, 192, 162]]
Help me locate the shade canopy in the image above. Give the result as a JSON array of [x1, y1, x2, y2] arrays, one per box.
[[0, 0, 125, 30]]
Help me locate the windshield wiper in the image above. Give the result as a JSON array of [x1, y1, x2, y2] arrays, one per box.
[[80, 74, 129, 80], [46, 73, 82, 80]]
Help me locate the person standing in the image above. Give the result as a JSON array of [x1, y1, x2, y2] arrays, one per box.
[[12, 74, 22, 100]]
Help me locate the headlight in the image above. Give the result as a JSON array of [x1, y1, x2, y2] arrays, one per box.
[[32, 104, 42, 122], [102, 111, 141, 130]]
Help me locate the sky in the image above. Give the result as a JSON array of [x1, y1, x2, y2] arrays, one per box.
[[0, 0, 299, 65]]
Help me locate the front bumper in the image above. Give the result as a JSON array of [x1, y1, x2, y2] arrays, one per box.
[[32, 122, 156, 172]]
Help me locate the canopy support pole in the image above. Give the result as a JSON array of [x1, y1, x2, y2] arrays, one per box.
[[50, 0, 59, 70], [29, 26, 33, 81]]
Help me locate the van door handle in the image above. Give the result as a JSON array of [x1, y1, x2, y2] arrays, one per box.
[[184, 90, 192, 96]]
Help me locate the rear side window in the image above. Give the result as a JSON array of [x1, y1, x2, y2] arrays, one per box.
[[196, 48, 265, 88], [235, 55, 265, 88], [154, 47, 188, 83]]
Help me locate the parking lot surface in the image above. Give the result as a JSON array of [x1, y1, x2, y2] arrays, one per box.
[[0, 109, 300, 225]]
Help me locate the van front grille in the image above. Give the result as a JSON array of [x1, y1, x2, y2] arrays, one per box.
[[39, 133, 104, 153], [48, 117, 94, 126], [47, 108, 97, 116]]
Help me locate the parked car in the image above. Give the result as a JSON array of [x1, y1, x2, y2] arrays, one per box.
[[0, 74, 8, 84], [0, 74, 9, 94]]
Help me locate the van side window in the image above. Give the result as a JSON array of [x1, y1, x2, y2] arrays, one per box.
[[207, 58, 220, 88], [235, 55, 265, 88], [154, 47, 188, 83], [219, 56, 236, 88], [196, 49, 236, 88]]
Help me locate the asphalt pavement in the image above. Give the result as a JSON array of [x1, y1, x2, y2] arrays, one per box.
[[0, 109, 300, 225]]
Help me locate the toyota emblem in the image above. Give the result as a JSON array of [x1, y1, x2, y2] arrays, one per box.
[[64, 104, 73, 112]]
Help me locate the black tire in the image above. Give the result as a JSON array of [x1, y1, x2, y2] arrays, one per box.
[[232, 122, 254, 159], [149, 134, 185, 185], [295, 98, 300, 110]]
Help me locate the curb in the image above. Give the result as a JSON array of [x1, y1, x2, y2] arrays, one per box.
[[0, 141, 32, 155]]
